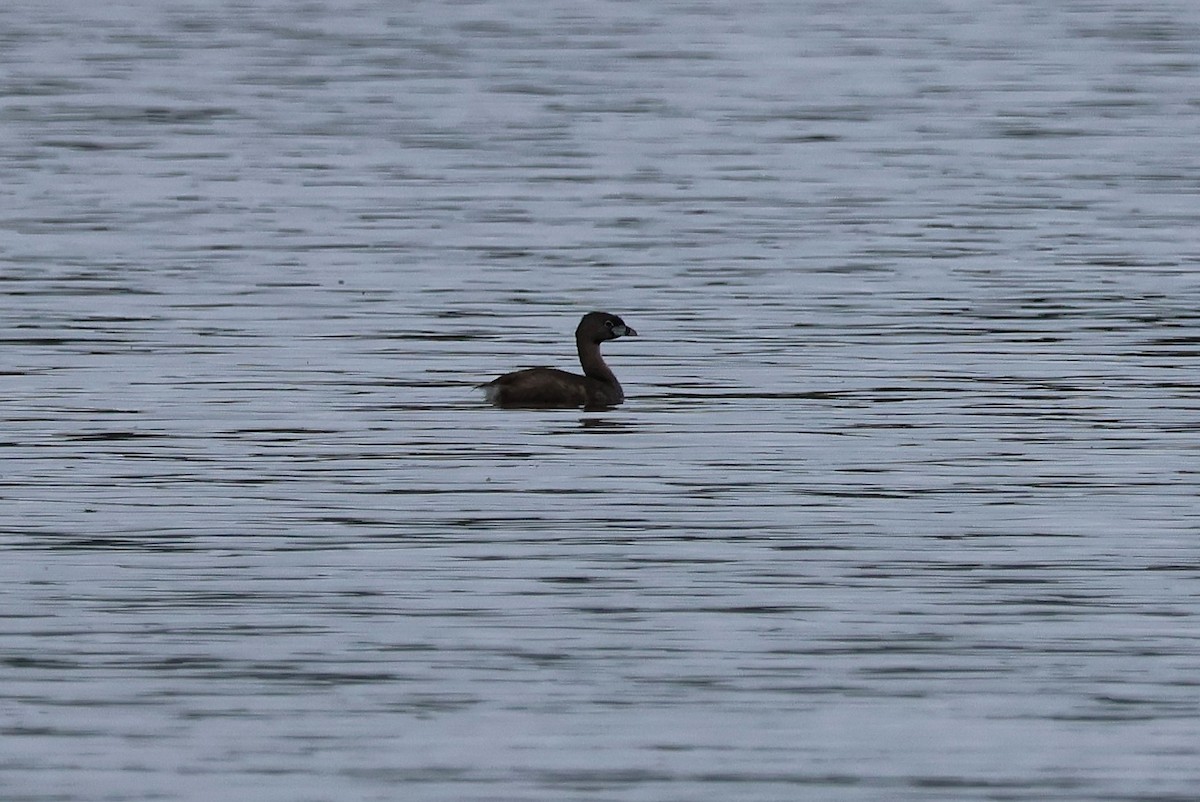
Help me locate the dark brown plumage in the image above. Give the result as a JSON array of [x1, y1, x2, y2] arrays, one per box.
[[481, 312, 638, 409]]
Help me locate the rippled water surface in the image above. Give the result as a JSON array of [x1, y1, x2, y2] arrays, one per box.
[[3, 1, 1200, 800]]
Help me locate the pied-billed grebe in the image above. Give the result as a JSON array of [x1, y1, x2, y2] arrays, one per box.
[[482, 312, 638, 408]]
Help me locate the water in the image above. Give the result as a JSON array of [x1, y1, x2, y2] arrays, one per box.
[[3, 1, 1200, 800]]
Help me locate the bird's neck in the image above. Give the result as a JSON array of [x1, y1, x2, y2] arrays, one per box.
[[577, 336, 617, 384]]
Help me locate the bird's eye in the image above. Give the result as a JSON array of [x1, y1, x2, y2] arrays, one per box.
[[605, 319, 614, 328]]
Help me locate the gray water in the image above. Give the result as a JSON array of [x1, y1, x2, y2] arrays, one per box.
[[3, 1, 1200, 800]]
